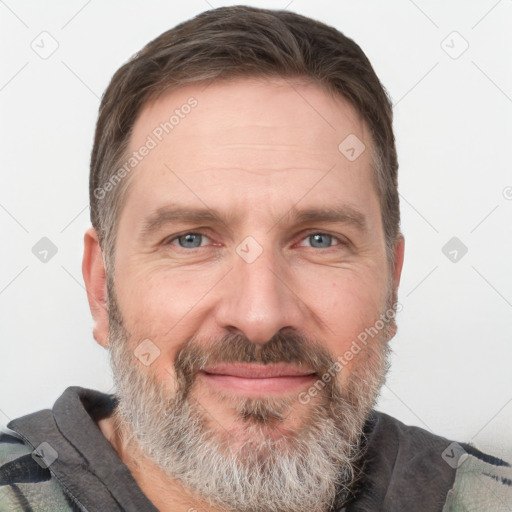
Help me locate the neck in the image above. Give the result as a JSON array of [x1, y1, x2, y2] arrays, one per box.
[[97, 413, 225, 512]]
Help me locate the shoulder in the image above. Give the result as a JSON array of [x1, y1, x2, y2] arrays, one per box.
[[0, 425, 84, 511], [442, 441, 512, 511], [364, 411, 512, 511]]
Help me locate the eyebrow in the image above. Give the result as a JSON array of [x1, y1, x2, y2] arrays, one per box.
[[139, 204, 368, 241], [286, 205, 367, 232]]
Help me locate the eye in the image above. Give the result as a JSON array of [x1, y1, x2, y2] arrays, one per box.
[[163, 231, 347, 251], [297, 232, 345, 249], [166, 232, 211, 249]]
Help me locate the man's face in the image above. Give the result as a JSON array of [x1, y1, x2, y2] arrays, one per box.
[[100, 77, 403, 511]]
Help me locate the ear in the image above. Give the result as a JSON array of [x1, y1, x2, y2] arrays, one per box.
[[384, 234, 405, 341], [392, 234, 405, 292], [82, 227, 109, 348]]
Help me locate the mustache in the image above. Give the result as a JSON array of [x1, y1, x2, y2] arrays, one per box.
[[173, 330, 337, 398]]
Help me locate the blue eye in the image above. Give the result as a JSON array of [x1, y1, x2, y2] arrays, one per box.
[[170, 233, 208, 248], [300, 233, 342, 249], [165, 231, 344, 251]]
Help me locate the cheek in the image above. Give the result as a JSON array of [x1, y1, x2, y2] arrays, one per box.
[[112, 272, 197, 377], [300, 270, 389, 356], [116, 264, 212, 333]]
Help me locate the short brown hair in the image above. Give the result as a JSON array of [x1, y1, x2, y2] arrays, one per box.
[[89, 5, 400, 275]]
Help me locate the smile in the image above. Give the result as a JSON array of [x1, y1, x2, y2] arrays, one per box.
[[199, 363, 317, 395]]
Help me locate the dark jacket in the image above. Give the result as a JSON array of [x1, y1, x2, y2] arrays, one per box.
[[0, 387, 511, 511]]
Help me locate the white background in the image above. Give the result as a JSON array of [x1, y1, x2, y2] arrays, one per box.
[[1, 0, 511, 460]]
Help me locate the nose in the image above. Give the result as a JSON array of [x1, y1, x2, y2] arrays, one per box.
[[214, 245, 305, 344]]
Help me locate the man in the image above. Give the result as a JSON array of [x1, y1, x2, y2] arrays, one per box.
[[1, 5, 511, 512]]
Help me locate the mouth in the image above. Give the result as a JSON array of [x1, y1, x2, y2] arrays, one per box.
[[199, 363, 317, 395]]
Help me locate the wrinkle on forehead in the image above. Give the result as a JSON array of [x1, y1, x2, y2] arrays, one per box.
[[128, 77, 371, 164]]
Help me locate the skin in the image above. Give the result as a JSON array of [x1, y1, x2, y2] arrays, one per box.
[[82, 77, 405, 511]]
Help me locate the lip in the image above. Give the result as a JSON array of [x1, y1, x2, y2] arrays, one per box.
[[202, 363, 316, 378], [199, 363, 317, 395]]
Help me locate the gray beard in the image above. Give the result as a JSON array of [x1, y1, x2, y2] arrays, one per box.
[[106, 284, 392, 512]]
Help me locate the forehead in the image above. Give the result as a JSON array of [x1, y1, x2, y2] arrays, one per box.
[[131, 76, 370, 167], [120, 77, 378, 228]]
